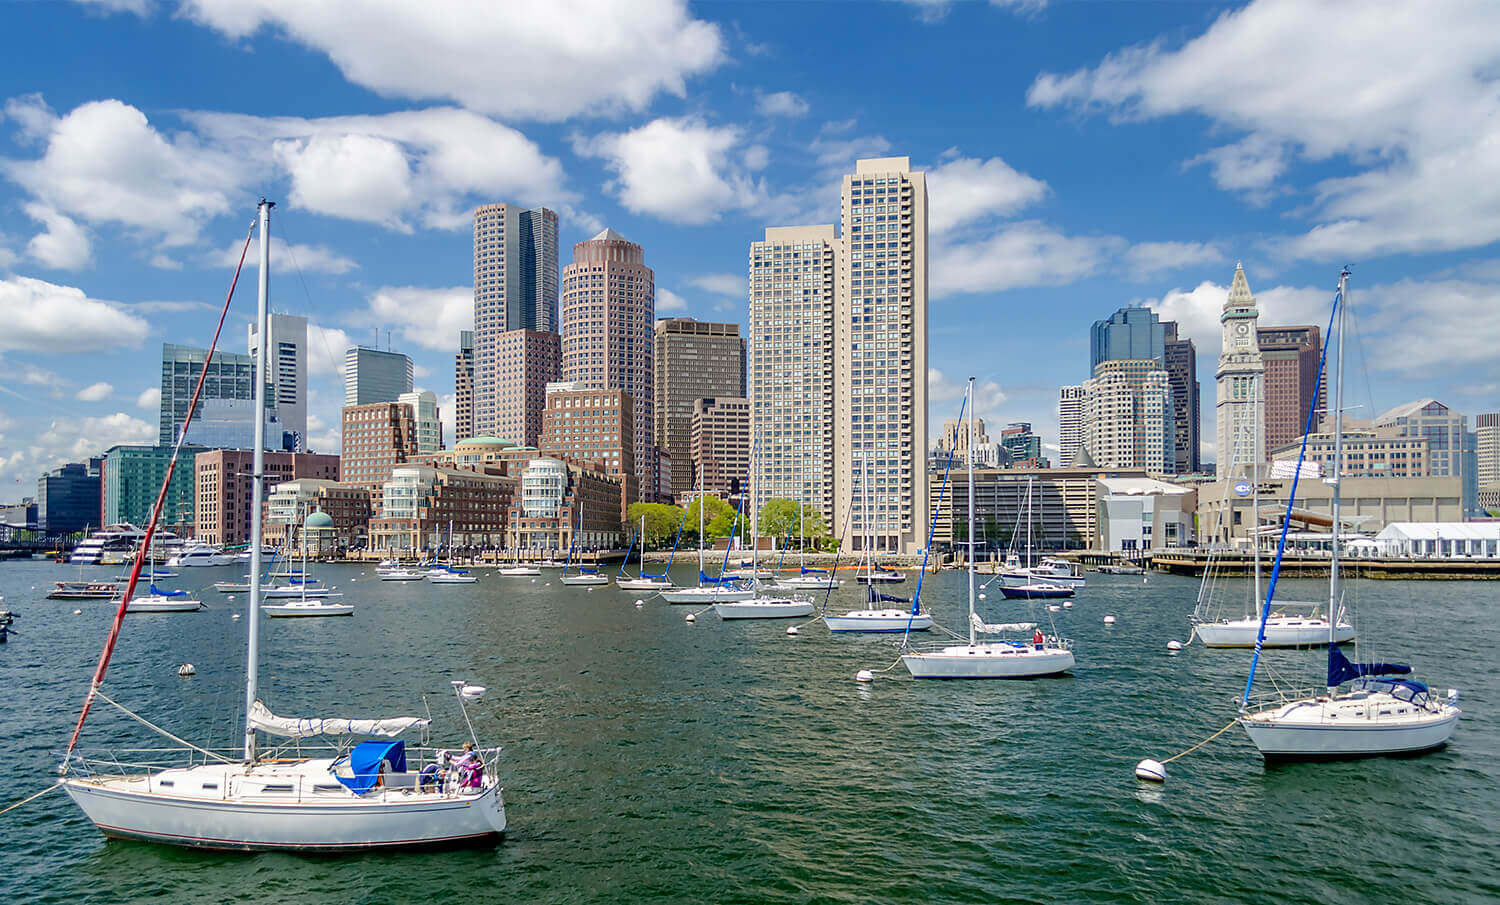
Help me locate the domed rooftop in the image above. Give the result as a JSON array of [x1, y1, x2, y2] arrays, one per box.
[[304, 510, 334, 529], [459, 436, 515, 447]]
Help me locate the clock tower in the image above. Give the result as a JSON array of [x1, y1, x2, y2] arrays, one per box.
[[1215, 263, 1264, 478]]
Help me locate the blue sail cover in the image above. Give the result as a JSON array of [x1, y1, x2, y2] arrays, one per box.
[[149, 584, 186, 597], [700, 571, 739, 585], [801, 566, 829, 574], [579, 567, 598, 574], [336, 739, 407, 794], [1327, 642, 1411, 687], [869, 589, 910, 604]]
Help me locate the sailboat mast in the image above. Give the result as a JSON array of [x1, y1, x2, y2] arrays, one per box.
[[697, 463, 704, 574], [1329, 268, 1348, 656], [243, 199, 272, 763], [1252, 384, 1262, 612], [967, 377, 976, 646]]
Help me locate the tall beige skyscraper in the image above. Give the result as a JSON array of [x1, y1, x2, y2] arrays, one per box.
[[749, 225, 838, 530], [473, 203, 558, 440], [749, 157, 927, 554], [1083, 360, 1174, 471], [560, 229, 655, 500], [654, 318, 745, 499], [1058, 385, 1086, 466]]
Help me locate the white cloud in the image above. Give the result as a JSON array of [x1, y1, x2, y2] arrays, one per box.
[[931, 222, 1126, 299], [208, 239, 356, 275], [756, 91, 809, 117], [75, 0, 150, 13], [4, 96, 238, 246], [1144, 274, 1330, 347], [899, 0, 1046, 23], [808, 127, 892, 172], [577, 117, 761, 225], [135, 386, 160, 410], [686, 273, 745, 298], [179, 0, 725, 121], [149, 253, 182, 270], [926, 153, 1049, 233], [437, 391, 456, 447], [1121, 241, 1222, 280], [75, 381, 113, 402], [1026, 0, 1500, 259], [657, 287, 689, 313], [358, 286, 473, 352], [24, 203, 92, 269], [190, 107, 568, 231], [0, 276, 150, 353], [0, 410, 158, 488], [928, 368, 1009, 428], [305, 324, 354, 377]]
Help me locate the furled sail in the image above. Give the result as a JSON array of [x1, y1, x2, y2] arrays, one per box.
[[970, 613, 1037, 634], [248, 700, 429, 738]]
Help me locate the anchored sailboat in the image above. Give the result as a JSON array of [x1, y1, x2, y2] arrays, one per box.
[[59, 202, 506, 850], [560, 504, 610, 586], [1237, 269, 1459, 759]]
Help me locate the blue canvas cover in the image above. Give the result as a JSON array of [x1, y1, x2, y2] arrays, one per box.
[[149, 584, 186, 597], [1328, 642, 1411, 687], [801, 566, 829, 574], [336, 739, 407, 793]]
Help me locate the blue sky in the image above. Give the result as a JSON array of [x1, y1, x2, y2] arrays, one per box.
[[2, 0, 1498, 498]]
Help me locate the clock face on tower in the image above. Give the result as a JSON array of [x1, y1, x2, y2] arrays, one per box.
[[1236, 323, 1249, 336]]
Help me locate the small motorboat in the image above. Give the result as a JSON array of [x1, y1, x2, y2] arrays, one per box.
[[47, 581, 120, 600]]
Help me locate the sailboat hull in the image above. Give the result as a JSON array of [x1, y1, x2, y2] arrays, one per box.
[[659, 587, 755, 604], [1241, 703, 1459, 760], [1196, 617, 1356, 648], [713, 598, 815, 619], [902, 644, 1074, 679], [825, 610, 933, 632], [61, 774, 505, 852], [559, 575, 610, 586], [616, 578, 674, 591]]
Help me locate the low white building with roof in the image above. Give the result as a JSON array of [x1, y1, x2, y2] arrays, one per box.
[[1371, 522, 1500, 559], [1096, 476, 1196, 552]]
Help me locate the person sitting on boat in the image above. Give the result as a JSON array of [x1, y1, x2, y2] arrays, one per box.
[[455, 742, 483, 791], [419, 751, 450, 792], [1033, 627, 1045, 649]]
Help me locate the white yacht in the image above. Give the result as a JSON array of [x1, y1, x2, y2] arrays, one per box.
[[167, 541, 235, 568], [70, 524, 171, 565], [714, 595, 816, 619]]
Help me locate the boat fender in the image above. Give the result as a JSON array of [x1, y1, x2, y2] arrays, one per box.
[[1134, 759, 1166, 782]]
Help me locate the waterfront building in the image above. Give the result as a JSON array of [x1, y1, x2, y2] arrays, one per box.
[[934, 416, 995, 466], [1374, 399, 1476, 515], [1084, 359, 1174, 472], [1196, 475, 1463, 547], [343, 346, 413, 406], [749, 224, 837, 527], [1058, 385, 1085, 467], [1216, 264, 1265, 478], [488, 328, 561, 447], [691, 396, 750, 498], [398, 390, 442, 454], [194, 450, 338, 547], [1257, 325, 1323, 453], [929, 466, 1151, 553], [1478, 413, 1500, 513], [339, 401, 419, 495], [833, 157, 927, 554], [560, 229, 655, 499], [999, 423, 1044, 467], [263, 479, 371, 555], [538, 383, 636, 511], [1370, 522, 1500, 559], [1096, 477, 1196, 552], [158, 343, 258, 448], [37, 459, 101, 537], [414, 437, 543, 476], [100, 444, 203, 534], [248, 312, 308, 448], [368, 464, 513, 553], [455, 330, 475, 444], [1163, 323, 1200, 473], [654, 318, 746, 499], [1269, 431, 1429, 479], [473, 204, 560, 438], [504, 456, 623, 551], [1091, 306, 1165, 373]]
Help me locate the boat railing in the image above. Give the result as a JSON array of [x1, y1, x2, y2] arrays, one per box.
[[1240, 687, 1324, 715], [908, 635, 1074, 655]]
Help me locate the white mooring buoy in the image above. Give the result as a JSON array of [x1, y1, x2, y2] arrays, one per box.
[[634, 600, 643, 608], [855, 669, 875, 683], [1047, 604, 1061, 612], [73, 609, 83, 615], [1166, 640, 1183, 652], [786, 626, 799, 636], [460, 684, 486, 699], [978, 593, 987, 600], [177, 663, 196, 677], [1103, 615, 1117, 625], [232, 613, 241, 619], [1062, 601, 1073, 609], [685, 613, 696, 623], [1134, 759, 1166, 782]]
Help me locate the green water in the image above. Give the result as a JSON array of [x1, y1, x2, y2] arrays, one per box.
[[2, 561, 1496, 904]]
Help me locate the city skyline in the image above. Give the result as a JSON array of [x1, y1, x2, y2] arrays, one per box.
[[2, 1, 1498, 493]]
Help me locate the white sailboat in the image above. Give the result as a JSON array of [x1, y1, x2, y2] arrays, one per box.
[[659, 474, 754, 604], [901, 378, 1075, 679], [1238, 269, 1459, 759], [616, 503, 679, 591], [125, 560, 204, 612], [826, 454, 933, 632], [712, 459, 814, 620], [772, 497, 840, 591], [994, 478, 1084, 589], [426, 521, 479, 584], [261, 506, 352, 616], [60, 202, 506, 850], [559, 504, 610, 586], [495, 546, 541, 577], [1192, 375, 1353, 648]]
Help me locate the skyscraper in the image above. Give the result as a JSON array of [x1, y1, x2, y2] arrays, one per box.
[[1375, 398, 1476, 515], [834, 157, 927, 554], [248, 312, 307, 448], [1163, 323, 1200, 473], [1091, 306, 1165, 372], [1477, 412, 1500, 487], [473, 203, 559, 438], [1216, 264, 1265, 478], [1084, 359, 1174, 472], [339, 401, 418, 493], [559, 228, 655, 501], [1058, 385, 1085, 467], [490, 328, 560, 447], [398, 390, 442, 454], [691, 397, 750, 499], [344, 347, 414, 406], [749, 225, 837, 530], [1257, 325, 1324, 452], [654, 318, 746, 499], [158, 343, 258, 448], [455, 330, 475, 444]]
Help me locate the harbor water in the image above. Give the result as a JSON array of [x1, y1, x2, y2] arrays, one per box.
[[1, 560, 1496, 904]]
